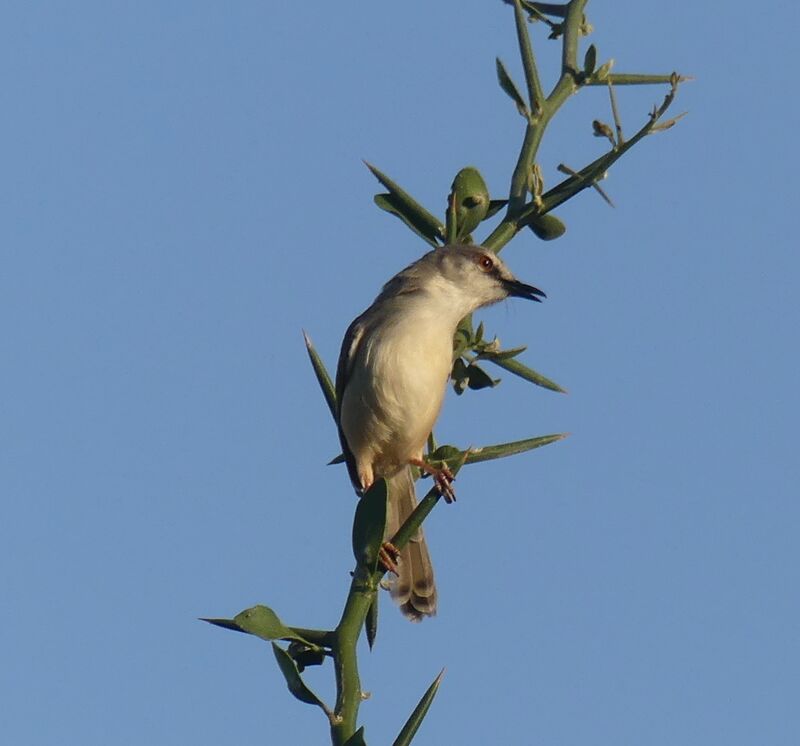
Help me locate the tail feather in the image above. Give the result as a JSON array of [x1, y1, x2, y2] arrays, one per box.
[[386, 467, 437, 621]]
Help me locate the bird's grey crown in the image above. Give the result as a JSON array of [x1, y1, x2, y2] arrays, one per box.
[[374, 244, 510, 304]]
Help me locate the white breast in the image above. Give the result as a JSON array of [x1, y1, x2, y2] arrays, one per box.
[[340, 302, 455, 477]]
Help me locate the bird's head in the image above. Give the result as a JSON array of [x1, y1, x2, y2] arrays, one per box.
[[430, 245, 546, 311]]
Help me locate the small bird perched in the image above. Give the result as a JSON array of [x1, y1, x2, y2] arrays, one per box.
[[336, 244, 545, 621]]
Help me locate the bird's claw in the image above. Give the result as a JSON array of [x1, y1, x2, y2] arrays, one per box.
[[410, 459, 456, 503], [378, 541, 401, 576], [434, 467, 456, 503]]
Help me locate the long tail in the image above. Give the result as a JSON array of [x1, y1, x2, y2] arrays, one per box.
[[385, 467, 437, 621]]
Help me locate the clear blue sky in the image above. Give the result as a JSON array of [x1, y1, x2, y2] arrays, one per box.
[[2, 2, 798, 744]]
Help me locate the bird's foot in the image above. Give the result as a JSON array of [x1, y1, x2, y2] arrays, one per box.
[[378, 541, 401, 576], [409, 458, 456, 503]]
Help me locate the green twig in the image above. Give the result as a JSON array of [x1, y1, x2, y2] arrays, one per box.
[[587, 72, 689, 86], [513, 0, 544, 112]]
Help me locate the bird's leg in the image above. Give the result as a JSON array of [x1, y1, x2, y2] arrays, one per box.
[[378, 541, 400, 576], [409, 458, 456, 503]]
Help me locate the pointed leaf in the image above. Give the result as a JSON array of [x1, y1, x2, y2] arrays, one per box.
[[479, 345, 527, 361], [451, 167, 490, 241], [495, 57, 529, 117], [465, 433, 568, 464], [200, 617, 246, 633], [452, 315, 473, 358], [272, 643, 326, 707], [365, 162, 444, 244], [485, 355, 567, 393], [366, 594, 379, 650], [303, 332, 337, 421], [583, 43, 597, 76], [234, 605, 313, 646], [466, 363, 499, 390], [352, 479, 388, 572], [451, 356, 469, 395], [344, 727, 368, 746], [426, 430, 438, 455], [287, 640, 326, 672], [374, 193, 440, 248], [392, 669, 445, 746]]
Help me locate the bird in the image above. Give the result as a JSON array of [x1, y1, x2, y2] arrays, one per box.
[[335, 244, 545, 621]]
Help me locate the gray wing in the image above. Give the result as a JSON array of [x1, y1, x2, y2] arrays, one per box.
[[335, 314, 367, 493]]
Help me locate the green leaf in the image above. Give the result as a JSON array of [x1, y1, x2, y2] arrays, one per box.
[[523, 212, 567, 240], [233, 605, 313, 646], [485, 355, 566, 392], [303, 331, 337, 421], [272, 642, 326, 707], [583, 43, 597, 76], [426, 430, 438, 455], [423, 445, 469, 482], [366, 594, 379, 650], [366, 162, 444, 245], [479, 344, 527, 361], [465, 433, 568, 464], [495, 57, 529, 117], [392, 669, 445, 746], [199, 617, 246, 633], [466, 363, 499, 390], [351, 479, 388, 572], [452, 315, 473, 358], [451, 356, 469, 395], [426, 445, 462, 464], [344, 727, 368, 746], [287, 640, 326, 672], [451, 167, 490, 241], [374, 193, 440, 248]]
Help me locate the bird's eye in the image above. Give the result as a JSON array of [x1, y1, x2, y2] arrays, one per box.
[[477, 255, 494, 272]]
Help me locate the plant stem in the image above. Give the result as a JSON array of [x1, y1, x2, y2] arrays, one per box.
[[560, 0, 587, 77], [328, 474, 459, 744], [330, 567, 375, 744], [513, 0, 544, 112], [488, 0, 588, 252]]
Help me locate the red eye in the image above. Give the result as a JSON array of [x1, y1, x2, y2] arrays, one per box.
[[478, 255, 494, 271]]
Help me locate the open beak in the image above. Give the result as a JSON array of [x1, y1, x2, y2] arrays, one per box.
[[503, 279, 547, 302]]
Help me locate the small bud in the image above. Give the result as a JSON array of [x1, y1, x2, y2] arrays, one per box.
[[527, 213, 567, 241], [594, 58, 615, 81]]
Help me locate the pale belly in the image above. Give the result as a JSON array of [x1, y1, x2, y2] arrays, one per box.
[[340, 322, 452, 478]]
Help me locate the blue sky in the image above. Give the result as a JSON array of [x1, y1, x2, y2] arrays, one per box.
[[2, 1, 798, 744]]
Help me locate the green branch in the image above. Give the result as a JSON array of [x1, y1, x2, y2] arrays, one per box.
[[209, 4, 687, 743]]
